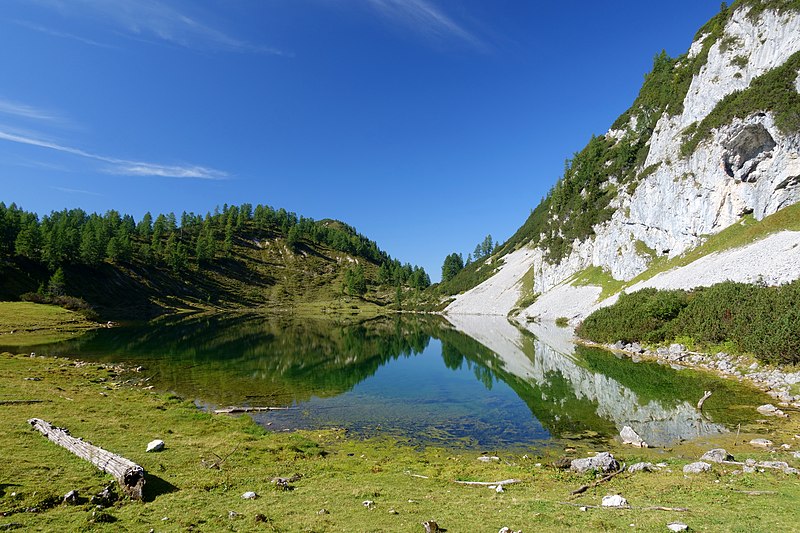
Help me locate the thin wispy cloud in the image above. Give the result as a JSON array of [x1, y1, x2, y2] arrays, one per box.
[[366, 0, 485, 50], [50, 186, 103, 196], [30, 0, 286, 55], [0, 130, 227, 180], [0, 97, 62, 122], [13, 19, 115, 49]]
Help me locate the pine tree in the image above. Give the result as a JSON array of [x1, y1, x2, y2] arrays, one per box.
[[48, 267, 66, 297], [441, 253, 464, 283]]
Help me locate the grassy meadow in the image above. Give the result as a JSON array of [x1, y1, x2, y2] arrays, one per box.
[[1, 303, 800, 531]]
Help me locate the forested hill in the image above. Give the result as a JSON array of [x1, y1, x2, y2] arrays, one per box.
[[0, 202, 430, 319]]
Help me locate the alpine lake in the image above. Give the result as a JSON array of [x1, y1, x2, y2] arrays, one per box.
[[5, 312, 772, 451]]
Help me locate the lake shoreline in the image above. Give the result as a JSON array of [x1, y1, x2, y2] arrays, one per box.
[[3, 351, 800, 531], [575, 336, 800, 412]]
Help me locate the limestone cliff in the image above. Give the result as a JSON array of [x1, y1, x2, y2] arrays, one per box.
[[446, 1, 800, 319]]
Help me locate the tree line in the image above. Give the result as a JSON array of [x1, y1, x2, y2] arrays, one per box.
[[0, 201, 429, 291], [440, 234, 497, 283]]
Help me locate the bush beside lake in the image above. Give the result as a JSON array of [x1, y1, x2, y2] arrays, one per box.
[[577, 280, 800, 364]]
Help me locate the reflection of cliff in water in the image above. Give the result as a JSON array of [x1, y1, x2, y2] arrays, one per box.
[[444, 315, 762, 446], [34, 313, 435, 406]]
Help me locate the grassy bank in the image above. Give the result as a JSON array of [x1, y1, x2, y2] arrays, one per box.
[[0, 302, 99, 347], [2, 353, 800, 532]]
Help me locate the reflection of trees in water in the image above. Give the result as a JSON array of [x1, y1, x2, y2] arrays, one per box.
[[42, 313, 436, 405], [36, 312, 764, 444]]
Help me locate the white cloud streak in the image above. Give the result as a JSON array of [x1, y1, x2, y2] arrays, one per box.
[[30, 0, 286, 55], [0, 130, 227, 180], [366, 0, 485, 50], [50, 186, 103, 196], [13, 19, 116, 49], [0, 97, 62, 122]]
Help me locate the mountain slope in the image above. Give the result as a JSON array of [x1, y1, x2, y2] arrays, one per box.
[[446, 0, 800, 320], [0, 203, 430, 319]]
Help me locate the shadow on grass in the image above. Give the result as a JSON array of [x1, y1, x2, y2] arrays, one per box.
[[0, 483, 20, 497], [143, 474, 179, 502]]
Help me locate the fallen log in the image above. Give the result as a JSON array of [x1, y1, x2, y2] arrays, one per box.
[[453, 478, 522, 486], [213, 406, 294, 414], [28, 418, 145, 500], [570, 464, 626, 495]]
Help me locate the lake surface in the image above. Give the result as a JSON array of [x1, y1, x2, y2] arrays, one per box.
[[6, 313, 769, 449]]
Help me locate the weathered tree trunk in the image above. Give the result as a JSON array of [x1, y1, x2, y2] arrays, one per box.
[[28, 418, 145, 500]]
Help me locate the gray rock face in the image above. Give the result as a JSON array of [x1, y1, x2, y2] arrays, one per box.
[[750, 438, 774, 448], [723, 123, 777, 182], [683, 461, 712, 474], [700, 448, 733, 463], [570, 452, 620, 474], [620, 425, 648, 447], [445, 6, 800, 324]]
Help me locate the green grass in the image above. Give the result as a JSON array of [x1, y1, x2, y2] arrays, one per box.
[[509, 265, 539, 316], [0, 302, 98, 346], [2, 352, 800, 531], [570, 266, 627, 300]]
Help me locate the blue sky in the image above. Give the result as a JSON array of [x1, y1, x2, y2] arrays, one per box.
[[0, 0, 721, 281]]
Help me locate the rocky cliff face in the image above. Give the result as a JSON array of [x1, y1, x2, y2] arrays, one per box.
[[446, 3, 800, 318]]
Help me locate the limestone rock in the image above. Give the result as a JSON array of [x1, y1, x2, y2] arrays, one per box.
[[477, 455, 500, 462], [621, 425, 648, 447], [750, 438, 774, 448], [63, 490, 80, 505], [700, 448, 733, 463], [571, 452, 620, 474], [601, 494, 628, 507], [667, 523, 689, 532], [241, 491, 258, 500], [683, 461, 712, 474], [146, 439, 165, 453], [628, 462, 656, 473], [758, 461, 799, 474], [756, 404, 786, 417]]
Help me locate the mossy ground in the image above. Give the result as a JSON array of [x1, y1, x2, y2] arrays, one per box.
[[2, 353, 800, 532], [2, 307, 800, 531], [0, 302, 99, 347]]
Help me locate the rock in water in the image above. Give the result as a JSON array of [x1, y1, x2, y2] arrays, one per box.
[[601, 494, 628, 507], [683, 461, 712, 474], [570, 452, 620, 473], [620, 425, 648, 447], [700, 448, 733, 463], [146, 439, 165, 453]]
